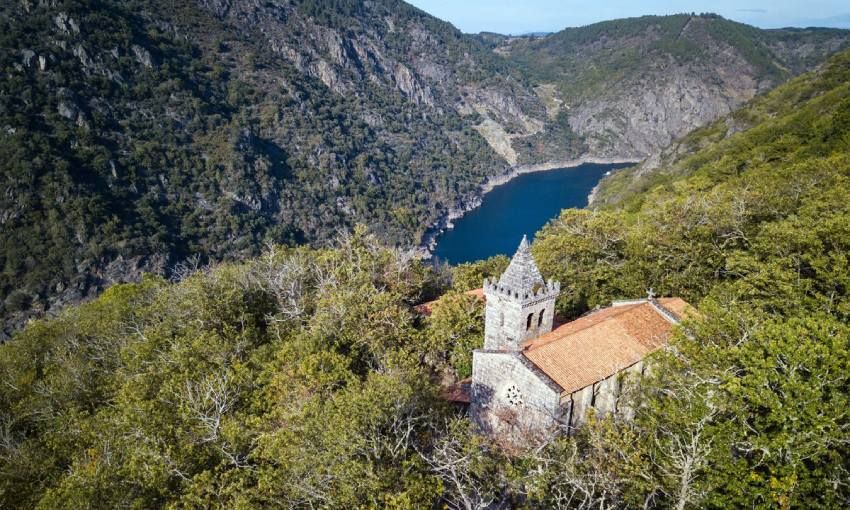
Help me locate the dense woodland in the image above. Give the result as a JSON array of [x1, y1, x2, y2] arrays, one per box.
[[2, 43, 850, 509]]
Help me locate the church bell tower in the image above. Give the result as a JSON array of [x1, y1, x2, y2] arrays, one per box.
[[482, 235, 560, 351]]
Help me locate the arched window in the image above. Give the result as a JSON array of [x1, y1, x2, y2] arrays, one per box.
[[499, 312, 504, 327], [526, 313, 534, 330], [538, 309, 545, 328]]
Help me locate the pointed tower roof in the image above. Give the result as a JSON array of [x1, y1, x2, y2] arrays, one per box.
[[498, 235, 545, 292]]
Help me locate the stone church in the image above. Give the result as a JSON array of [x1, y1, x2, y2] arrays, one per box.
[[469, 236, 691, 443]]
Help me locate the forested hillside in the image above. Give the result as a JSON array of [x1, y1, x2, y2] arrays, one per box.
[[503, 13, 850, 160], [593, 36, 850, 206], [1, 1, 848, 338], [0, 0, 513, 337], [2, 47, 850, 508]]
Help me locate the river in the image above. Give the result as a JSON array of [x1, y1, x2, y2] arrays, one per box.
[[431, 162, 632, 265]]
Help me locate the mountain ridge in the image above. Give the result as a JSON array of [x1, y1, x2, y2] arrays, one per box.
[[502, 13, 850, 159]]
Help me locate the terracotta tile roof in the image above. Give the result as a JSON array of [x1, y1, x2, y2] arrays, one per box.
[[415, 288, 485, 315], [656, 297, 691, 318], [467, 287, 486, 301], [522, 298, 692, 394]]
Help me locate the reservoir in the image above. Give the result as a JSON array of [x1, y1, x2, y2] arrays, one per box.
[[432, 162, 632, 265]]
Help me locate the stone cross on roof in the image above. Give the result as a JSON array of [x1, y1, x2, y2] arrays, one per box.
[[498, 235, 545, 292]]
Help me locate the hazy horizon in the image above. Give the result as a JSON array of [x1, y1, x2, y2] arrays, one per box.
[[407, 1, 850, 35]]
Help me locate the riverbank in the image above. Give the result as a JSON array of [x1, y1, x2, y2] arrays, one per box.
[[417, 156, 639, 259]]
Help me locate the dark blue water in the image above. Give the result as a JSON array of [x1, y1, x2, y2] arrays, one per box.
[[432, 163, 632, 265]]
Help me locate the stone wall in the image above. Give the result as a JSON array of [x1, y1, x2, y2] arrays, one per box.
[[564, 360, 646, 428], [470, 350, 562, 444], [483, 293, 522, 350], [483, 286, 557, 351]]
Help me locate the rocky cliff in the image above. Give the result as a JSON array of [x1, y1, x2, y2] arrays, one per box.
[[588, 43, 850, 207], [502, 14, 850, 161]]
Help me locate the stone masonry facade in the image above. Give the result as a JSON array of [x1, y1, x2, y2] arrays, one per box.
[[482, 235, 559, 351], [469, 236, 684, 445]]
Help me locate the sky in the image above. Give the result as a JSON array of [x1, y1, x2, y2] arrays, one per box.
[[406, 1, 850, 35]]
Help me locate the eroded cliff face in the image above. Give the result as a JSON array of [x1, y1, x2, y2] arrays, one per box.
[[196, 0, 549, 163], [192, 6, 850, 170], [498, 14, 850, 164], [567, 61, 758, 159], [212, 2, 441, 104], [563, 18, 763, 159]]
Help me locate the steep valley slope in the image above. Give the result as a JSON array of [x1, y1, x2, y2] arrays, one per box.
[[501, 14, 850, 161], [590, 41, 850, 207], [1, 0, 848, 337]]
